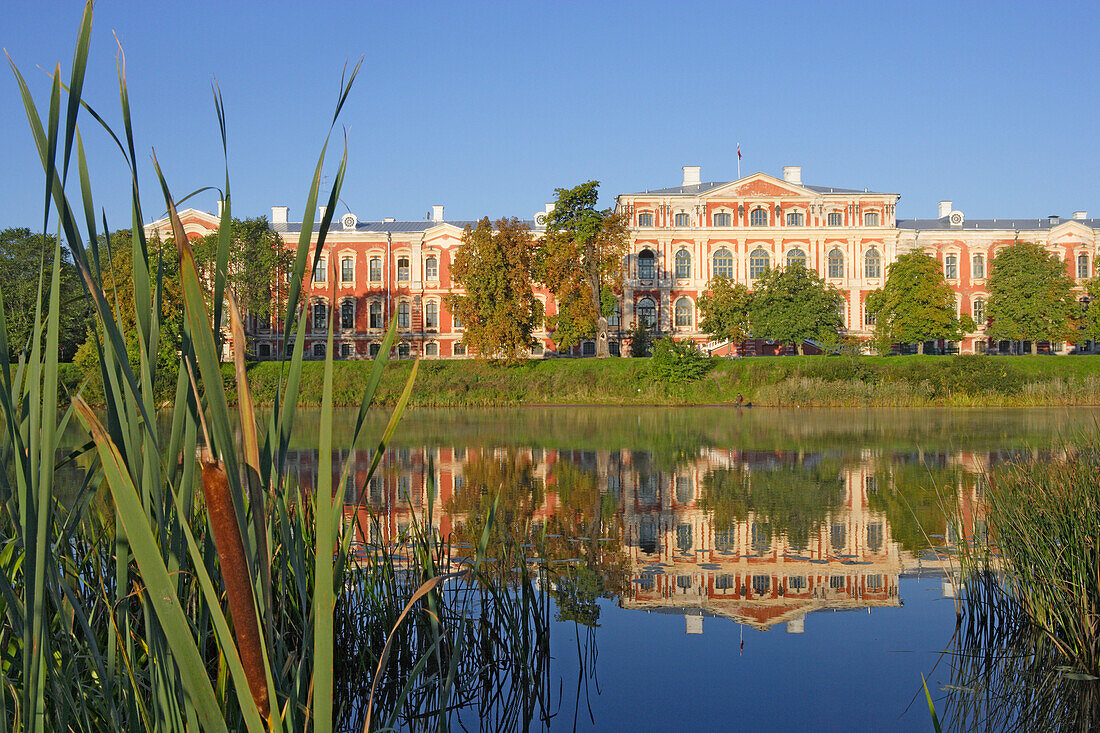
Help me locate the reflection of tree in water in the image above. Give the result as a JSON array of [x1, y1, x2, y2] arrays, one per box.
[[866, 458, 958, 553], [700, 458, 845, 550], [445, 448, 544, 542]]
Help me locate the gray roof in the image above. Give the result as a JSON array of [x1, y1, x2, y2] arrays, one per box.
[[625, 181, 892, 196], [272, 219, 535, 235], [898, 217, 1100, 231]]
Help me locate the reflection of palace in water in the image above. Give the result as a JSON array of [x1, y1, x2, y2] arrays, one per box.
[[286, 443, 984, 633]]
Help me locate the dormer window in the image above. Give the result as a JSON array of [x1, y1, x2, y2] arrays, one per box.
[[713, 212, 731, 227], [785, 212, 804, 226], [638, 212, 654, 227], [864, 211, 880, 226], [750, 208, 768, 227], [638, 249, 656, 280], [674, 212, 690, 227], [827, 212, 842, 226]]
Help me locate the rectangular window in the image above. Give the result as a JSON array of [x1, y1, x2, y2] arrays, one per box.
[[341, 256, 353, 282], [369, 257, 381, 282], [397, 257, 410, 281], [827, 212, 842, 226], [425, 256, 439, 280], [637, 212, 654, 227], [972, 254, 985, 279], [945, 255, 958, 280], [313, 258, 327, 283], [787, 576, 806, 590], [712, 212, 731, 227], [864, 211, 880, 226], [786, 212, 804, 226], [829, 575, 846, 590], [674, 212, 689, 227]]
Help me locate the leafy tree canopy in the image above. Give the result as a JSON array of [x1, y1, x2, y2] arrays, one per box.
[[194, 216, 291, 326], [0, 227, 93, 361], [697, 275, 753, 344], [986, 242, 1079, 353], [537, 181, 629, 355], [445, 218, 543, 362], [749, 265, 844, 354], [866, 250, 972, 354]]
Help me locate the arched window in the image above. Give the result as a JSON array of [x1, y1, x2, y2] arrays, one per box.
[[828, 249, 844, 278], [864, 247, 881, 278], [1078, 253, 1091, 279], [397, 301, 410, 329], [713, 248, 734, 278], [786, 248, 807, 268], [674, 212, 689, 227], [675, 298, 692, 328], [397, 257, 410, 281], [340, 342, 354, 358], [312, 302, 327, 329], [827, 212, 842, 226], [425, 256, 439, 280], [637, 297, 656, 329], [675, 249, 691, 279], [425, 342, 438, 356], [425, 300, 439, 329], [369, 256, 382, 282], [340, 300, 354, 330], [712, 212, 731, 227], [637, 212, 654, 227], [786, 212, 804, 226], [864, 211, 880, 226], [369, 301, 382, 329], [340, 256, 354, 282], [945, 254, 958, 280], [397, 342, 410, 359], [749, 208, 768, 227], [972, 254, 985, 279], [973, 297, 985, 326], [749, 248, 770, 279], [638, 249, 655, 280]]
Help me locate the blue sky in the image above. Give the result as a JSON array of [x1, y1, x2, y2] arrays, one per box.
[[3, 1, 1099, 230]]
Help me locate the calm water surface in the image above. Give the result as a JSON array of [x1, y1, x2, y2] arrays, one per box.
[[251, 407, 1100, 730]]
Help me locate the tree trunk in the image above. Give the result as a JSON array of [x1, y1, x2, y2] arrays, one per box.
[[588, 271, 610, 358], [917, 341, 925, 355], [1031, 340, 1038, 355], [797, 342, 804, 356]]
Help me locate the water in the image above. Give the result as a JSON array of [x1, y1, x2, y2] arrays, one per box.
[[281, 406, 1098, 731]]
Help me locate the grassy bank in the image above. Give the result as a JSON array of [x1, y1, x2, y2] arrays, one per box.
[[217, 355, 1100, 408]]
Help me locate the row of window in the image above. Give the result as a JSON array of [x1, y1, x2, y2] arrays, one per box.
[[637, 210, 881, 228], [312, 255, 440, 284], [941, 252, 1089, 280], [639, 246, 883, 280], [262, 340, 469, 359], [310, 299, 462, 331]]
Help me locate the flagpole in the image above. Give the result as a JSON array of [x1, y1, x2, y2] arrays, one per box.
[[737, 142, 741, 179]]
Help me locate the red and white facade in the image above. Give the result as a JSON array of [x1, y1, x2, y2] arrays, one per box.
[[145, 164, 1100, 358]]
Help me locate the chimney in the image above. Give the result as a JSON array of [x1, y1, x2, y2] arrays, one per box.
[[682, 166, 701, 187], [431, 204, 444, 222], [786, 618, 805, 634], [1074, 210, 1088, 220], [782, 166, 802, 185], [271, 206, 288, 225], [216, 199, 224, 218], [383, 217, 395, 223], [938, 201, 953, 218], [318, 205, 327, 221], [1049, 214, 1060, 225]]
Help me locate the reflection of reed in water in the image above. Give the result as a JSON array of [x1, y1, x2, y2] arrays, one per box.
[[939, 573, 1099, 731]]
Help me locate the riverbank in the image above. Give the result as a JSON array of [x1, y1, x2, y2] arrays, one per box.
[[206, 355, 1100, 408]]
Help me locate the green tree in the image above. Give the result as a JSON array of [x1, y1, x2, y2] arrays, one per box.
[[749, 265, 844, 355], [1081, 278, 1100, 345], [986, 242, 1079, 354], [194, 216, 292, 331], [865, 251, 973, 355], [628, 323, 651, 357], [445, 218, 543, 362], [0, 227, 93, 361], [697, 275, 753, 344], [536, 181, 630, 356], [73, 231, 185, 399]]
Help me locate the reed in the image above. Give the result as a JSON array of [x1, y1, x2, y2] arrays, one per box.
[[0, 3, 552, 730]]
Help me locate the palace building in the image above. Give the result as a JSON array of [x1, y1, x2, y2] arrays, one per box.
[[145, 165, 1099, 359]]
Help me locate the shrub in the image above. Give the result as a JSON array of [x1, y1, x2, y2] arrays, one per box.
[[629, 325, 651, 357], [649, 337, 713, 383]]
